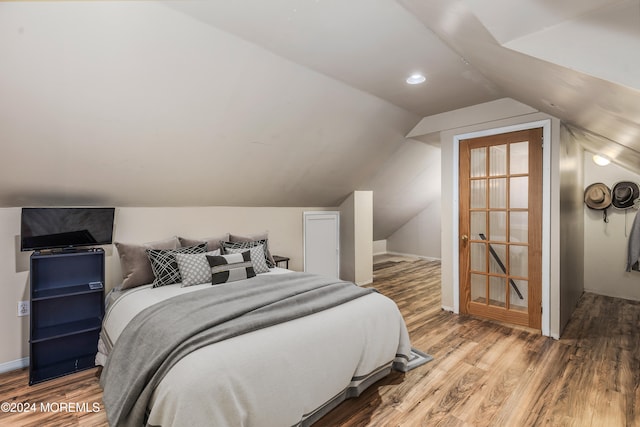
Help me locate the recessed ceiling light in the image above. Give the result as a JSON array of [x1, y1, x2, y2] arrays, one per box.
[[593, 154, 611, 166], [406, 73, 426, 85]]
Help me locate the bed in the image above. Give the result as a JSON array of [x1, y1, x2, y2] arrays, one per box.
[[97, 236, 411, 427]]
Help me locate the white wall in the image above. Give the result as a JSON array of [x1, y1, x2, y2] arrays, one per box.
[[373, 240, 387, 255], [583, 152, 640, 300], [0, 205, 332, 368], [363, 139, 442, 240], [339, 191, 373, 285], [558, 125, 585, 330], [340, 194, 355, 281], [0, 208, 30, 371], [354, 192, 373, 285], [386, 201, 441, 259]]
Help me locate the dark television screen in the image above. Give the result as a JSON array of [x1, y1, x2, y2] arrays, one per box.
[[21, 207, 115, 251]]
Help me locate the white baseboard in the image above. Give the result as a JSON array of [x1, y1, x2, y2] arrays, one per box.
[[441, 305, 455, 313], [357, 279, 373, 286], [0, 357, 28, 374], [385, 251, 441, 262]]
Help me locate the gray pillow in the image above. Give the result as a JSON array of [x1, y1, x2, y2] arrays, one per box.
[[175, 249, 221, 287], [115, 237, 179, 290], [179, 234, 230, 252]]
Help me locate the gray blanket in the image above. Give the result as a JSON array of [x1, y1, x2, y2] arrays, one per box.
[[100, 273, 375, 427]]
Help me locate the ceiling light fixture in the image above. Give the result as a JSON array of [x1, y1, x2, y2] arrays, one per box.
[[406, 73, 426, 85], [593, 154, 611, 166]]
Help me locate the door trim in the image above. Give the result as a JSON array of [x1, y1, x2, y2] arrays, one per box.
[[451, 120, 551, 337]]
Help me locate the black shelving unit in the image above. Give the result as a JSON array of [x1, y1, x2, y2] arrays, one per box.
[[29, 249, 105, 385]]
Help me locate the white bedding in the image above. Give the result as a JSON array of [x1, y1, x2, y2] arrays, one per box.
[[98, 269, 411, 426]]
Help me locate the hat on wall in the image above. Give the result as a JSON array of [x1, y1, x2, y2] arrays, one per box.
[[611, 181, 640, 209], [584, 183, 612, 210]]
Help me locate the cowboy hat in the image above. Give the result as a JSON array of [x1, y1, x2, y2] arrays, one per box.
[[611, 181, 639, 209], [584, 182, 612, 210]]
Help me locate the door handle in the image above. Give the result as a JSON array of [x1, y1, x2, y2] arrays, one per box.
[[461, 234, 469, 244]]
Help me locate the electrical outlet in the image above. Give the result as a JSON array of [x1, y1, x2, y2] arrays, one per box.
[[17, 301, 29, 317]]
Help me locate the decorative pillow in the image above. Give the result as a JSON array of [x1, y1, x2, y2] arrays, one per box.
[[223, 244, 270, 274], [222, 238, 274, 268], [115, 237, 180, 290], [147, 244, 207, 288], [229, 232, 276, 267], [178, 234, 229, 252], [175, 249, 220, 287], [206, 251, 256, 285]]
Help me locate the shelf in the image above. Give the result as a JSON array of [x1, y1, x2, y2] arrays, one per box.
[[31, 317, 102, 343], [32, 283, 103, 301], [30, 250, 105, 384], [29, 354, 96, 385]]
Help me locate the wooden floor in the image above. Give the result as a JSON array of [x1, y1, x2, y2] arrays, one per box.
[[1, 259, 639, 426], [319, 259, 640, 427]]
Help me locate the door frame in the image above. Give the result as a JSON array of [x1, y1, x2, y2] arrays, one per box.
[[451, 120, 551, 336]]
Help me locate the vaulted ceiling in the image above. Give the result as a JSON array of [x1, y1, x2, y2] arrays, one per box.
[[400, 0, 640, 173], [1, 0, 638, 240]]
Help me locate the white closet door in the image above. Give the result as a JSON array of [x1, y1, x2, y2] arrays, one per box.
[[303, 211, 340, 278]]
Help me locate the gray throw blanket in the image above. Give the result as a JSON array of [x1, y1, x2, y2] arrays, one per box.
[[100, 273, 374, 427]]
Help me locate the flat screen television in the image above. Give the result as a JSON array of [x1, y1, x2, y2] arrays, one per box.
[[21, 207, 116, 252]]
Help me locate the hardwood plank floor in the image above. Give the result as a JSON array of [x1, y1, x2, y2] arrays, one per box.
[[0, 259, 638, 426], [318, 259, 640, 427], [0, 367, 106, 426]]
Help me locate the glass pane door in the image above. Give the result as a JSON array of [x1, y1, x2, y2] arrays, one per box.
[[460, 128, 542, 329]]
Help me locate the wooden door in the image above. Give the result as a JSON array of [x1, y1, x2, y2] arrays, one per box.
[[459, 128, 542, 329], [303, 211, 340, 278]]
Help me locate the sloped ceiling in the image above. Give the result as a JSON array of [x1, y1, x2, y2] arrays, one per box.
[[399, 0, 640, 172], [0, 1, 422, 209], [1, 0, 639, 240], [163, 0, 500, 117]]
